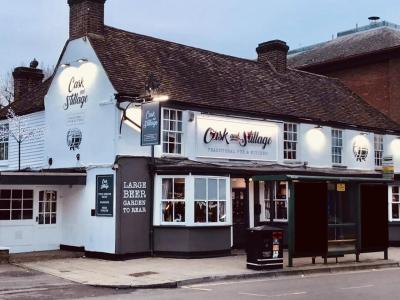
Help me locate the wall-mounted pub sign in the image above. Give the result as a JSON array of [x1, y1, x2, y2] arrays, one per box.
[[141, 102, 161, 146], [382, 156, 394, 180], [96, 175, 114, 217]]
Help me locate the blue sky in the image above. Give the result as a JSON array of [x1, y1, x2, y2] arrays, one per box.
[[1, 0, 400, 78]]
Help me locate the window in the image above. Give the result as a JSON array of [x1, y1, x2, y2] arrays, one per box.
[[332, 129, 343, 164], [161, 178, 185, 223], [374, 134, 384, 167], [0, 124, 9, 161], [390, 186, 400, 221], [283, 123, 297, 160], [262, 181, 288, 222], [0, 189, 33, 221], [194, 178, 227, 223], [38, 191, 57, 225], [162, 109, 183, 155]]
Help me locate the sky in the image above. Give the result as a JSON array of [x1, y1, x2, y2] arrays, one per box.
[[1, 0, 400, 79]]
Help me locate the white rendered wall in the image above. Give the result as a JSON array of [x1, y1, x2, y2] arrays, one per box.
[[61, 167, 116, 254], [45, 38, 117, 169]]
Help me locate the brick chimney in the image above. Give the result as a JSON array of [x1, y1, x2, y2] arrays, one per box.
[[68, 0, 106, 40], [256, 40, 289, 73], [12, 59, 44, 103]]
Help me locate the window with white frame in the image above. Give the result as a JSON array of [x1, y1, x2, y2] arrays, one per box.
[[0, 190, 33, 221], [161, 178, 185, 223], [0, 124, 9, 161], [38, 191, 57, 225], [332, 129, 343, 164], [194, 177, 227, 223], [263, 182, 271, 221], [374, 134, 384, 167], [390, 186, 400, 221], [262, 181, 288, 222], [162, 109, 183, 155], [283, 123, 298, 160]]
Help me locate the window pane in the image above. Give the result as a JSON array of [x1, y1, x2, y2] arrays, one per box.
[[195, 201, 207, 223], [392, 204, 400, 219], [393, 186, 399, 194], [23, 210, 33, 220], [45, 213, 51, 224], [393, 194, 399, 203], [24, 199, 33, 209], [0, 200, 10, 209], [0, 210, 10, 220], [219, 201, 226, 222], [162, 201, 173, 222], [11, 210, 22, 220], [275, 200, 287, 220], [275, 182, 287, 199], [12, 200, 22, 209], [23, 190, 33, 199], [52, 202, 57, 212], [195, 178, 207, 200], [174, 202, 185, 222], [219, 179, 226, 200], [208, 179, 218, 200], [174, 178, 185, 199], [208, 201, 218, 222], [38, 214, 44, 225], [12, 190, 22, 199], [0, 190, 11, 199], [162, 179, 173, 199], [51, 213, 57, 224], [39, 202, 44, 213]]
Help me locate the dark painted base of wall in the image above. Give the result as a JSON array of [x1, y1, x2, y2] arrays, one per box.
[[85, 250, 151, 261], [155, 250, 231, 259], [60, 244, 85, 252]]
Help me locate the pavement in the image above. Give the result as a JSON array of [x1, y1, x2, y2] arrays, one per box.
[[14, 248, 400, 289]]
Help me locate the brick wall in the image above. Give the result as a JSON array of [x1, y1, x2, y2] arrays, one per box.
[[69, 0, 106, 39], [305, 58, 400, 124]]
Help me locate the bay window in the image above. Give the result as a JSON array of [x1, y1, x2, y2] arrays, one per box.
[[157, 175, 230, 226], [162, 109, 183, 155], [390, 186, 400, 221]]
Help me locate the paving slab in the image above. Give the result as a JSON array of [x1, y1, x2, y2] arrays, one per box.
[[18, 248, 400, 289]]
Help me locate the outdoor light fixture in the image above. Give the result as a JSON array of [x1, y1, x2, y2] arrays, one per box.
[[360, 132, 369, 136], [315, 125, 323, 129], [152, 95, 170, 102], [60, 63, 71, 68], [77, 58, 88, 64]]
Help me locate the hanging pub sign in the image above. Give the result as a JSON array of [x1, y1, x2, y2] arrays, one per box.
[[382, 156, 394, 180], [96, 175, 114, 217], [196, 115, 278, 161], [141, 102, 161, 146]]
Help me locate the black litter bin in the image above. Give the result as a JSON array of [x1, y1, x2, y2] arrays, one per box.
[[246, 225, 284, 270]]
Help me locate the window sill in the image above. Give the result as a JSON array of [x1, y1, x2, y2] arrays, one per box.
[[283, 160, 302, 165], [332, 164, 347, 169]]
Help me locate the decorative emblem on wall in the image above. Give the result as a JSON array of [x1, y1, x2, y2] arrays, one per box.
[[66, 128, 82, 151], [353, 137, 369, 162]]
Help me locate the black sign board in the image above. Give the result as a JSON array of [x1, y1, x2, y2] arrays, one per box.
[[141, 101, 161, 146], [96, 175, 114, 217]]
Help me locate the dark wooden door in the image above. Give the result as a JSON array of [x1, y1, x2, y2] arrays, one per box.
[[232, 188, 247, 248]]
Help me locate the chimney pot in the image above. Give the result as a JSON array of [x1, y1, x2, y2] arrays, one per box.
[[256, 40, 289, 73], [12, 62, 44, 103], [68, 0, 106, 40]]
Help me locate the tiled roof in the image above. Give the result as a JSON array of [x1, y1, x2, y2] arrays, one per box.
[[88, 26, 400, 132], [288, 26, 400, 69], [0, 77, 51, 119]]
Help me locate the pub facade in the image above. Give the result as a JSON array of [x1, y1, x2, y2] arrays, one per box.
[[1, 0, 399, 264]]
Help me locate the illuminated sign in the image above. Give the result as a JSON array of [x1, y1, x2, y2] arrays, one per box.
[[197, 116, 278, 161], [64, 77, 88, 110]]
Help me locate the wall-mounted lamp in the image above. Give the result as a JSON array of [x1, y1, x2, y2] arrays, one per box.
[[76, 154, 80, 161], [360, 132, 369, 136], [77, 58, 88, 64], [188, 111, 195, 122], [315, 125, 323, 129], [61, 63, 71, 68], [48, 157, 53, 166]]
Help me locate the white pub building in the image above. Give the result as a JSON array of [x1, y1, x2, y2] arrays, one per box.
[[1, 0, 400, 264]]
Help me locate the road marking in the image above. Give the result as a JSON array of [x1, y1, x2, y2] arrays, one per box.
[[0, 287, 49, 295], [239, 291, 307, 297], [340, 284, 374, 290], [182, 286, 212, 291]]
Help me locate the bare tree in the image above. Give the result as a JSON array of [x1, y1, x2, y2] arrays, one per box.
[[0, 108, 44, 170], [0, 71, 14, 108]]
